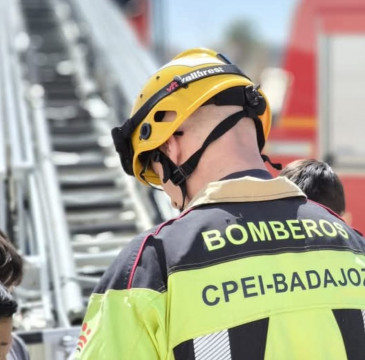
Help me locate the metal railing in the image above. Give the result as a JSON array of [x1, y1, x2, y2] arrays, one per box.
[[0, 0, 84, 330], [30, 88, 85, 325], [0, 0, 52, 331], [69, 0, 157, 109], [0, 0, 8, 231]]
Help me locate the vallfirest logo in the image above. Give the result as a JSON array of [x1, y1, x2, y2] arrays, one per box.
[[166, 66, 225, 92]]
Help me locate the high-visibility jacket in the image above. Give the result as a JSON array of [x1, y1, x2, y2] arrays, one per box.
[[75, 170, 365, 359]]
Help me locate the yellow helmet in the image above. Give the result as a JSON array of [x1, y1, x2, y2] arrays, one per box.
[[112, 48, 272, 185]]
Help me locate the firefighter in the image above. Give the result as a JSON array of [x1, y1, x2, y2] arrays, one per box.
[[76, 48, 365, 359]]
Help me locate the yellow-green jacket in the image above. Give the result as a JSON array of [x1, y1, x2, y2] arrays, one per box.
[[75, 170, 365, 359]]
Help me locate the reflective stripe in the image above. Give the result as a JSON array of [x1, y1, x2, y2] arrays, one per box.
[[193, 330, 231, 360]]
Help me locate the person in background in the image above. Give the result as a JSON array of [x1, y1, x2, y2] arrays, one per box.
[[76, 48, 365, 359], [280, 159, 345, 216], [0, 282, 18, 360], [0, 231, 29, 360], [0, 231, 23, 290]]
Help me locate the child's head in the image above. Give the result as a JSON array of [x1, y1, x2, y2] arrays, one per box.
[[281, 159, 345, 215]]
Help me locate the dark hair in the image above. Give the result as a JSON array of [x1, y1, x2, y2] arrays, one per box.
[[280, 159, 345, 215], [0, 230, 23, 288], [0, 282, 18, 318]]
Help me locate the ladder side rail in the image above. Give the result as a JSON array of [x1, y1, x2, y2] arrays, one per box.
[[0, 0, 7, 230], [28, 173, 56, 327], [2, 0, 35, 253], [68, 0, 157, 112], [30, 89, 85, 325]]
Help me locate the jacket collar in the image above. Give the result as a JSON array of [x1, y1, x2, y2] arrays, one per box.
[[187, 171, 306, 209]]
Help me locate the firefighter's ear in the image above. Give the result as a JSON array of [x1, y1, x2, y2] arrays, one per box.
[[161, 134, 180, 165]]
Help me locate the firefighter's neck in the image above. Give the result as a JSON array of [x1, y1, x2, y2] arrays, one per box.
[[184, 117, 266, 206]]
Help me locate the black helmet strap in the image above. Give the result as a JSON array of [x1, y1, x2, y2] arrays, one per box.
[[153, 110, 245, 210], [162, 110, 245, 182]]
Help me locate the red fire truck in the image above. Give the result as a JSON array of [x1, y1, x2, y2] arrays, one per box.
[[266, 0, 365, 234]]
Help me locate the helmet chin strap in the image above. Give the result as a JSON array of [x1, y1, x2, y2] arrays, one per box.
[[153, 109, 281, 211], [154, 110, 246, 210]]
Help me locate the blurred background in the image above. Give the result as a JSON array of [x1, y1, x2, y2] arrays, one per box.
[[152, 0, 298, 71], [1, 0, 365, 358]]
